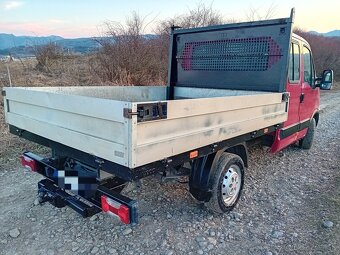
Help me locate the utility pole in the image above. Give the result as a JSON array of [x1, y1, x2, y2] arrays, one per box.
[[6, 63, 12, 87]]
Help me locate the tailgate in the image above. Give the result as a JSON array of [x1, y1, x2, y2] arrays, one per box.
[[3, 87, 130, 167]]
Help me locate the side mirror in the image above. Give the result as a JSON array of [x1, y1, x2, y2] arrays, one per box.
[[319, 69, 334, 90]]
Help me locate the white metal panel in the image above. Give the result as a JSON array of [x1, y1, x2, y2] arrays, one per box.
[[4, 87, 132, 167], [137, 103, 286, 145], [135, 111, 287, 167], [174, 86, 271, 99], [8, 100, 125, 144], [19, 86, 167, 102], [134, 93, 287, 167], [167, 93, 284, 119], [5, 88, 127, 122], [7, 112, 128, 166]]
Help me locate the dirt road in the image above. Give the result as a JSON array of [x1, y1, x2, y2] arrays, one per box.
[[0, 91, 339, 255]]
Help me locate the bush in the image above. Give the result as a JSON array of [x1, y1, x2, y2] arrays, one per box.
[[90, 3, 225, 85], [34, 43, 64, 73], [89, 12, 166, 85]]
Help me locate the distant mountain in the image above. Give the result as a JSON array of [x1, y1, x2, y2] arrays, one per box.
[[324, 30, 340, 37], [0, 33, 63, 50], [0, 33, 101, 57], [48, 38, 101, 54], [0, 33, 159, 57], [308, 30, 340, 37]]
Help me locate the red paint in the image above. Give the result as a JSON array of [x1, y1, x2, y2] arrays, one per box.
[[271, 34, 320, 153]]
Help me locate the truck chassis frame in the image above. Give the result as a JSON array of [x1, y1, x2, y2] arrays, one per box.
[[11, 122, 281, 223]]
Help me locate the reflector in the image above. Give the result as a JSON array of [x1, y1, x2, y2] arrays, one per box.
[[189, 150, 198, 159], [19, 155, 38, 172], [101, 195, 130, 224]]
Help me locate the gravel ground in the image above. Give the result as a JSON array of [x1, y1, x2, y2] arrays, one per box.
[[0, 91, 339, 255]]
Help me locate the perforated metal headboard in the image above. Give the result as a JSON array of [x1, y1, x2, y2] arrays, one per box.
[[167, 10, 294, 94]]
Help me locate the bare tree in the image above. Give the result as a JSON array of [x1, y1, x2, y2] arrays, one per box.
[[148, 3, 228, 84], [245, 4, 277, 21], [90, 12, 166, 85], [179, 2, 224, 28], [156, 2, 225, 37], [294, 28, 340, 81], [91, 3, 228, 85], [34, 43, 64, 73]]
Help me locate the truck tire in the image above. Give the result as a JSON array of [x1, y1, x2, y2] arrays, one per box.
[[205, 152, 244, 213], [299, 118, 316, 150]]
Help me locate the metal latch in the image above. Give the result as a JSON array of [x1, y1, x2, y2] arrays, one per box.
[[123, 102, 167, 122], [123, 108, 139, 119]]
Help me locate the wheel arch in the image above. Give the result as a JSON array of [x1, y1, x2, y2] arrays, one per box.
[[224, 143, 248, 168], [189, 143, 248, 202]]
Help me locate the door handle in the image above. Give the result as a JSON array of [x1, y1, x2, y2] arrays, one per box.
[[300, 93, 305, 103]]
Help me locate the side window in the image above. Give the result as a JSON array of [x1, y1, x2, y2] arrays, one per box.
[[288, 45, 294, 81], [288, 42, 300, 83], [293, 44, 300, 81], [303, 46, 314, 85]]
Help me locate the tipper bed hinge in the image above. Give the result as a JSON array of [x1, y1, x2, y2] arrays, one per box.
[[123, 102, 167, 122]]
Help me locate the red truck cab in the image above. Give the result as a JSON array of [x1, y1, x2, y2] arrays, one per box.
[[271, 33, 332, 152]]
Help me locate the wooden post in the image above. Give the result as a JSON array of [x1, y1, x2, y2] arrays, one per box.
[[6, 63, 12, 87]]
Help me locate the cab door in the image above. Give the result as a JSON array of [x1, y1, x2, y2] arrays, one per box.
[[271, 41, 301, 152], [298, 45, 320, 138], [285, 42, 302, 130]]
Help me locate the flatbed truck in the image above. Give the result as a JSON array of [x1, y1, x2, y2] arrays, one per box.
[[2, 9, 333, 224]]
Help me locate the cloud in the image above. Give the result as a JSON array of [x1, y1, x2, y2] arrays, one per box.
[[3, 1, 24, 10]]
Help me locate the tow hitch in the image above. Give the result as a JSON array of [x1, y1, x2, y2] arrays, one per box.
[[21, 152, 138, 224], [38, 179, 101, 217]]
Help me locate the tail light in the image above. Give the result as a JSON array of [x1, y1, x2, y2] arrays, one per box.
[[101, 195, 130, 224], [19, 155, 38, 172]]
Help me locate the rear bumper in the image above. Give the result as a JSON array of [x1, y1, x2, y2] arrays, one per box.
[[22, 152, 138, 224]]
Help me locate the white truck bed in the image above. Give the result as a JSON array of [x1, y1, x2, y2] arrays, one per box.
[[3, 86, 288, 168]]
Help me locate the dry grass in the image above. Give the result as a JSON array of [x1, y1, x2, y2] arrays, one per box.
[[0, 56, 103, 87], [0, 57, 94, 168], [0, 59, 81, 168]]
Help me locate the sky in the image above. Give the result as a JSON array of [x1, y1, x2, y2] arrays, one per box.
[[0, 0, 339, 38]]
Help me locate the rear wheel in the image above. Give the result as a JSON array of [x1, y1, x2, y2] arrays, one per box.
[[299, 118, 316, 150], [205, 153, 244, 213]]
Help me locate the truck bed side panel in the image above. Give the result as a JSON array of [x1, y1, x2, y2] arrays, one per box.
[[134, 93, 287, 167]]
